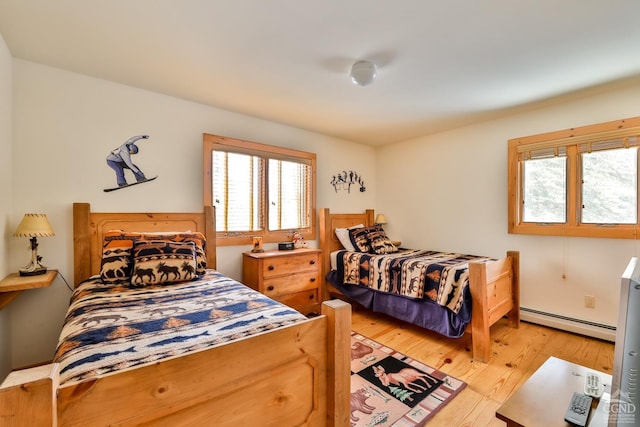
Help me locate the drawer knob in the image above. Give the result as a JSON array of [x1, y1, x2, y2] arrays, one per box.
[[309, 260, 316, 265], [267, 285, 275, 291], [309, 294, 314, 300], [310, 278, 316, 282], [268, 265, 275, 271]]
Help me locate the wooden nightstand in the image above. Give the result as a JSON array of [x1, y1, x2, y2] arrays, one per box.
[[0, 270, 58, 310], [242, 248, 321, 315]]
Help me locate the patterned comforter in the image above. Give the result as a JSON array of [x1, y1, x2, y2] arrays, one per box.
[[335, 250, 490, 314], [53, 270, 307, 385]]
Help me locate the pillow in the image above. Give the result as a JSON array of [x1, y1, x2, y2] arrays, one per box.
[[335, 224, 364, 251], [100, 247, 132, 282], [100, 230, 207, 283], [367, 227, 398, 254], [130, 240, 197, 286], [348, 225, 379, 253]]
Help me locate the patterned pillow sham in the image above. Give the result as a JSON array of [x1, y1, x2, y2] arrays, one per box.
[[100, 230, 207, 283], [367, 227, 398, 254], [335, 224, 364, 251], [348, 225, 380, 253], [130, 240, 197, 286]]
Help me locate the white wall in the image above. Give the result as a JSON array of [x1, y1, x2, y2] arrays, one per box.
[[0, 33, 13, 378], [9, 53, 640, 369], [8, 59, 376, 368], [376, 81, 640, 332]]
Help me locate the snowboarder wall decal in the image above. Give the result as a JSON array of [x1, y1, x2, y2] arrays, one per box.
[[104, 134, 157, 192]]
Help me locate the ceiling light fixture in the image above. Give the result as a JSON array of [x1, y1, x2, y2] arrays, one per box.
[[350, 60, 377, 86]]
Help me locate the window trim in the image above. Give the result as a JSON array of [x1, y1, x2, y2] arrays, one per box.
[[203, 133, 317, 246], [508, 116, 640, 239]]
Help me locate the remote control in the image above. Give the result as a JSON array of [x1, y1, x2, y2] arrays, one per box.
[[564, 392, 593, 426], [584, 371, 604, 398]]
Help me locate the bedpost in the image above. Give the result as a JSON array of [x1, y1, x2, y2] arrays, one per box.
[[364, 209, 374, 226], [73, 202, 91, 286], [469, 261, 491, 363], [321, 299, 351, 427], [204, 205, 217, 270], [0, 363, 59, 426], [506, 250, 520, 328], [319, 208, 332, 301]]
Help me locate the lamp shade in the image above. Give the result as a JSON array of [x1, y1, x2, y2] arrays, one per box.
[[13, 214, 55, 237], [350, 60, 377, 86], [375, 214, 387, 225]]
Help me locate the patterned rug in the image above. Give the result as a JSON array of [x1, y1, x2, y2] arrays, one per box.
[[350, 331, 466, 427]]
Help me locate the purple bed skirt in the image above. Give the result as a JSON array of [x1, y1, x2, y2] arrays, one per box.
[[326, 270, 471, 338]]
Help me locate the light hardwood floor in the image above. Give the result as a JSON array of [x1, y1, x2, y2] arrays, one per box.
[[350, 304, 614, 426]]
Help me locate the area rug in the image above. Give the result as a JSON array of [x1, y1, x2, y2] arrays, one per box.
[[350, 331, 466, 427]]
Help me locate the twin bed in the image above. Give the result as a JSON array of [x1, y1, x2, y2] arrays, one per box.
[[319, 208, 520, 363], [0, 203, 351, 426]]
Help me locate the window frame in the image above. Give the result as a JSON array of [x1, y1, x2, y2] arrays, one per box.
[[508, 116, 640, 239], [203, 133, 316, 246]]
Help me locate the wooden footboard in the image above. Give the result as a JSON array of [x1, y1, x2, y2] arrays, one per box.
[[468, 250, 520, 363], [0, 299, 351, 426], [318, 208, 520, 363]]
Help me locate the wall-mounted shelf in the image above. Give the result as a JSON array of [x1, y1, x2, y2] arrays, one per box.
[[0, 270, 58, 310]]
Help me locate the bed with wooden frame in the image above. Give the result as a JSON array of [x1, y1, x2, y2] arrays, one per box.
[[0, 203, 351, 427], [319, 208, 519, 363]]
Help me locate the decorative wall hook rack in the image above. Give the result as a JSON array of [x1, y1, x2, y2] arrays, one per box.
[[330, 170, 366, 193]]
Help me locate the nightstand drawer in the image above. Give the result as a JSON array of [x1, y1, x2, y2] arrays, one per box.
[[262, 272, 319, 297], [261, 253, 319, 278], [277, 289, 318, 310]]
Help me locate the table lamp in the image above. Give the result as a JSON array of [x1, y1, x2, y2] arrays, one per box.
[[13, 213, 55, 276], [375, 214, 387, 226]]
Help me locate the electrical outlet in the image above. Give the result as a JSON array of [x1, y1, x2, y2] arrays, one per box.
[[584, 295, 596, 309]]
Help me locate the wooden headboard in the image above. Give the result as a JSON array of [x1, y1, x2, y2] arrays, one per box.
[[73, 202, 216, 286], [318, 208, 375, 254], [318, 208, 374, 299]]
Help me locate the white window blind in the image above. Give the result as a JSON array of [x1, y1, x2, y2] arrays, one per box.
[[268, 159, 310, 231], [212, 151, 311, 233], [212, 151, 262, 232]]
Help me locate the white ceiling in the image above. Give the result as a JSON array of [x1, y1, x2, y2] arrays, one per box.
[[2, 1, 640, 146]]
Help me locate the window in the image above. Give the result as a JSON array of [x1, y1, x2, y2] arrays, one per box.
[[203, 133, 316, 245], [508, 117, 640, 239], [522, 155, 567, 223], [581, 147, 637, 224]]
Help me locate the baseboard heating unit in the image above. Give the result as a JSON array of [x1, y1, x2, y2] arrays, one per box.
[[520, 307, 616, 342]]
